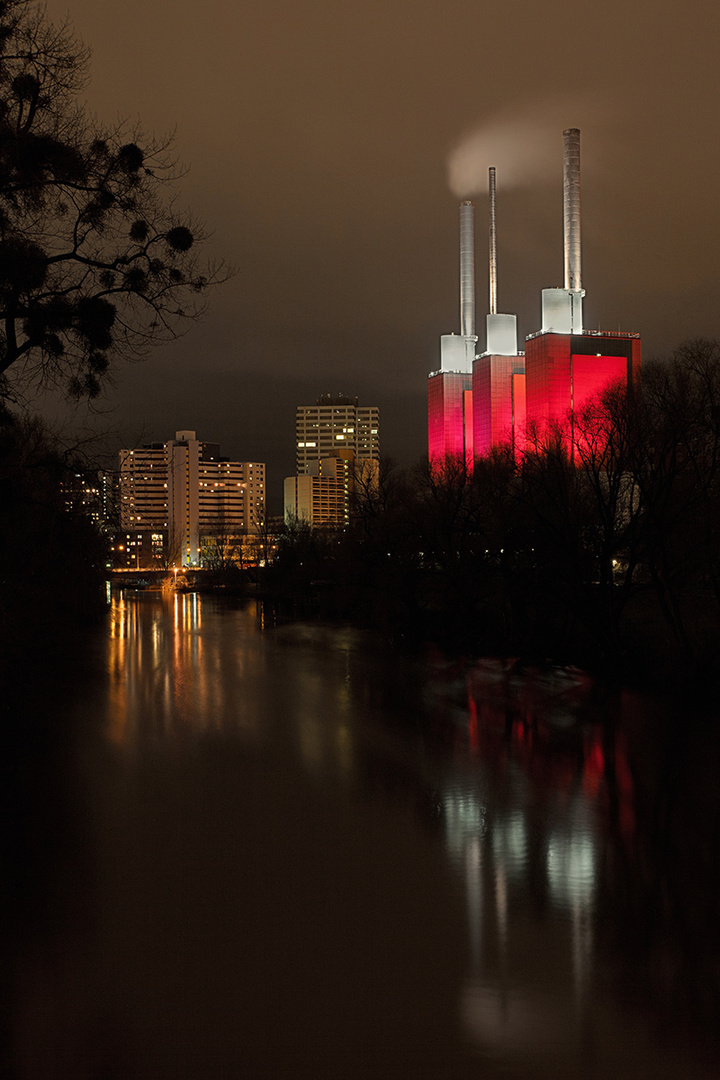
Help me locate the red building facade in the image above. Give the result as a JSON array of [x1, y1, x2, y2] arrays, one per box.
[[428, 371, 473, 465], [472, 355, 527, 458], [524, 330, 641, 441], [428, 131, 642, 467], [430, 331, 641, 466]]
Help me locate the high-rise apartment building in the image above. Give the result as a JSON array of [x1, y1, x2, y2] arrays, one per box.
[[295, 395, 379, 474], [198, 459, 264, 533], [288, 395, 380, 528], [118, 443, 168, 531], [63, 469, 119, 533], [119, 431, 265, 566], [284, 471, 347, 528]]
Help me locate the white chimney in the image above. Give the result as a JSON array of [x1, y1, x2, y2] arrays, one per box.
[[459, 200, 476, 337], [563, 127, 582, 292], [541, 128, 584, 334], [484, 167, 518, 356]]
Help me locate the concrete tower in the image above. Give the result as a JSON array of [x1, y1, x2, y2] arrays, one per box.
[[524, 129, 641, 442], [428, 202, 478, 466], [472, 167, 526, 458]]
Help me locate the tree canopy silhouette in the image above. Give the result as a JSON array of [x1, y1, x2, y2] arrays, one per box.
[[0, 0, 226, 402], [265, 341, 720, 675]]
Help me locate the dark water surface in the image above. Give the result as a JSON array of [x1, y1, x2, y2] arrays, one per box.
[[4, 593, 720, 1078]]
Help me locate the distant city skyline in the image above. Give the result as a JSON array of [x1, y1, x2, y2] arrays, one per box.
[[36, 0, 720, 507]]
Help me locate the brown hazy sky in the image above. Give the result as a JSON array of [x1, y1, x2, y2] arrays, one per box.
[[42, 0, 720, 503]]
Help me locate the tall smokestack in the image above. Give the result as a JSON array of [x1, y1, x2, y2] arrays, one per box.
[[459, 200, 475, 337], [484, 166, 518, 356], [488, 167, 497, 316], [541, 128, 584, 333], [563, 127, 581, 292]]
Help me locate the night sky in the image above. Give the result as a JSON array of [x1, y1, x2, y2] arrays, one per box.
[[41, 0, 720, 509]]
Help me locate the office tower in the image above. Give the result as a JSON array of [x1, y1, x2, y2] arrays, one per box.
[[119, 431, 265, 567], [295, 395, 379, 474]]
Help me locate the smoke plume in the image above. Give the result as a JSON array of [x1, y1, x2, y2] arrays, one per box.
[[447, 98, 600, 198]]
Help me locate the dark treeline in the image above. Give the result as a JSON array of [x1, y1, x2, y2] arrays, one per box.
[[0, 408, 107, 667], [265, 340, 720, 682]]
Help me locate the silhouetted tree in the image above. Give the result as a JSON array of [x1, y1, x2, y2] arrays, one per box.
[[409, 454, 487, 630], [471, 444, 531, 647], [266, 515, 341, 605], [566, 380, 645, 651], [629, 343, 720, 660], [0, 0, 226, 403], [348, 457, 417, 568], [0, 408, 106, 656], [200, 517, 246, 587], [515, 421, 595, 650]]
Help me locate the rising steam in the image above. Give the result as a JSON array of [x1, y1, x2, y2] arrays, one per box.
[[447, 98, 600, 197]]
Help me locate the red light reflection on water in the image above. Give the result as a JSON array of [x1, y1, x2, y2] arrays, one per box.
[[461, 660, 635, 838]]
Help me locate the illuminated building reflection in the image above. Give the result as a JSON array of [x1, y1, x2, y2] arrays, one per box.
[[108, 593, 214, 743], [429, 658, 635, 1070], [106, 597, 357, 783]]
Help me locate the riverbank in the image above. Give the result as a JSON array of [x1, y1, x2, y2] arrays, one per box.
[[247, 567, 720, 694], [106, 567, 720, 693]]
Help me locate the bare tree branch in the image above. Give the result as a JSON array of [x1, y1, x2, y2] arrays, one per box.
[[0, 0, 230, 400]]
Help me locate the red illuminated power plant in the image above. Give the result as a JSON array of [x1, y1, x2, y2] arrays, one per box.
[[428, 129, 641, 464]]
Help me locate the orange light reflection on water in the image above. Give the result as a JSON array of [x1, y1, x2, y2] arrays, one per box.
[[107, 593, 207, 745], [105, 597, 358, 775]]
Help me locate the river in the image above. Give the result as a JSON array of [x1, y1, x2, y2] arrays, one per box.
[[4, 591, 720, 1078]]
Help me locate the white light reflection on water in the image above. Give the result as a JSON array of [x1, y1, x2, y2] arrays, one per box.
[[431, 656, 607, 1074], [443, 784, 487, 860], [492, 809, 528, 883], [456, 795, 600, 1071], [546, 805, 597, 1009], [547, 823, 596, 908], [443, 782, 488, 967]]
